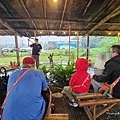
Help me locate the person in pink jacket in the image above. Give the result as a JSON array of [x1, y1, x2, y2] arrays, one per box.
[[62, 58, 91, 107]]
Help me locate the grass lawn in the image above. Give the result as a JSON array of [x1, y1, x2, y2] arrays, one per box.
[[0, 49, 103, 67]]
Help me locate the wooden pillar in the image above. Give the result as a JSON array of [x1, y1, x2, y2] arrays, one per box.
[[86, 35, 89, 60], [34, 30, 36, 38], [77, 32, 79, 59], [14, 33, 20, 66], [68, 24, 71, 64], [118, 32, 120, 44]]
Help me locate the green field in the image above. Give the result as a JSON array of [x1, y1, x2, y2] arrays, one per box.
[[0, 48, 108, 67]]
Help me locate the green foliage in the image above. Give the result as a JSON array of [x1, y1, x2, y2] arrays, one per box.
[[97, 37, 118, 52], [38, 64, 49, 76], [38, 61, 75, 85]]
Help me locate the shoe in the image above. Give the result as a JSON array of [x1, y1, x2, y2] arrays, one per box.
[[61, 91, 65, 95], [68, 100, 78, 107], [51, 103, 55, 113], [103, 104, 107, 107]]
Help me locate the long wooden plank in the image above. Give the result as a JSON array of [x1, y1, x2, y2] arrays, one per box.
[[77, 93, 103, 99], [80, 98, 120, 106], [44, 114, 69, 120]]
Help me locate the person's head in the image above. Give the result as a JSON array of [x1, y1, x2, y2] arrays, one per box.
[[75, 58, 88, 71], [110, 45, 120, 58], [22, 57, 35, 68], [34, 38, 39, 44]]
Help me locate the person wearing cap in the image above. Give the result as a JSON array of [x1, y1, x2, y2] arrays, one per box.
[[28, 38, 42, 69], [2, 57, 51, 120]]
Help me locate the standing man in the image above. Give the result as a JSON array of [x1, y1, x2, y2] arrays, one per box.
[[92, 45, 120, 98], [28, 38, 42, 69]]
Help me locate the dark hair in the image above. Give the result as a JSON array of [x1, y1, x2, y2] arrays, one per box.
[[111, 45, 120, 55], [35, 38, 38, 41]]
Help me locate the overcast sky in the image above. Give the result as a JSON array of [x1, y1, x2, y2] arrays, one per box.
[[0, 36, 70, 45]]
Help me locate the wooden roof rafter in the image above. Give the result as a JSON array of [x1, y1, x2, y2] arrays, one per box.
[[58, 0, 68, 35], [71, 0, 93, 30], [42, 0, 49, 35], [85, 5, 120, 36], [19, 0, 37, 30], [0, 2, 21, 36], [4, 18, 120, 26], [0, 18, 21, 36], [84, 0, 114, 30], [0, 2, 12, 17], [11, 28, 119, 33]]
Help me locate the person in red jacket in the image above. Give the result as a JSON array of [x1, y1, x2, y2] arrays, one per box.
[[61, 58, 91, 107]]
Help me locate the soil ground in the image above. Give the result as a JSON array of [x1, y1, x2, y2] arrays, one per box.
[[49, 84, 120, 120]]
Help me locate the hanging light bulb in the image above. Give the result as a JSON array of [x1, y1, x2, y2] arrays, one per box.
[[75, 32, 77, 34], [52, 32, 54, 34], [53, 0, 57, 2]]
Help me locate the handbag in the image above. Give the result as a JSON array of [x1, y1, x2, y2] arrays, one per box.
[[0, 68, 31, 119], [99, 76, 120, 97]]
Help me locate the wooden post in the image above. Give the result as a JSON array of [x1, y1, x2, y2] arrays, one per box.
[[86, 35, 89, 60], [68, 24, 71, 65], [14, 33, 20, 66], [93, 105, 96, 120], [118, 32, 120, 44], [34, 30, 36, 38], [77, 32, 79, 59]]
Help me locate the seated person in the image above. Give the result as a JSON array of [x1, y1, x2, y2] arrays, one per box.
[[62, 58, 91, 107], [2, 57, 52, 120], [94, 52, 106, 75], [92, 45, 120, 98]]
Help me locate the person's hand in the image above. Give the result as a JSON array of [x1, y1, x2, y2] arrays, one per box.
[[38, 52, 40, 55], [91, 75, 93, 79]]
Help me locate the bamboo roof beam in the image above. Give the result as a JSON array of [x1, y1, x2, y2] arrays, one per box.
[[42, 0, 49, 35], [1, 28, 117, 33], [58, 0, 68, 35], [71, 0, 93, 30], [85, 5, 120, 35], [0, 18, 20, 36], [3, 18, 120, 26], [19, 0, 37, 29]]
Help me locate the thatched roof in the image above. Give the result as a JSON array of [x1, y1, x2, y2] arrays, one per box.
[[0, 0, 120, 37]]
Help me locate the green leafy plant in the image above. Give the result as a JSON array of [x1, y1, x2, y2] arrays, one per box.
[[48, 62, 75, 85], [38, 62, 75, 85]]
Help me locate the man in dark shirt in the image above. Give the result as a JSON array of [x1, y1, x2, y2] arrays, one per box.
[[92, 45, 120, 98], [28, 38, 42, 69]]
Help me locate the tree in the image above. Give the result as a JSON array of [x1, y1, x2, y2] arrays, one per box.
[[97, 36, 118, 52]]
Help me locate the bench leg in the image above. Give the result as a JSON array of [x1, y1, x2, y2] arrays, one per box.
[[84, 106, 93, 120], [93, 105, 96, 120], [96, 103, 117, 118]]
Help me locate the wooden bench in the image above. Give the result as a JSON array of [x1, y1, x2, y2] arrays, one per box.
[[76, 93, 120, 120], [44, 114, 69, 120]]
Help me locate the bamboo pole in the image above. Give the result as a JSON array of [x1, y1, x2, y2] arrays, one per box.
[[77, 93, 103, 100], [77, 32, 79, 59], [68, 24, 70, 65], [44, 114, 69, 120], [93, 105, 96, 120], [80, 98, 120, 106], [86, 35, 89, 60], [14, 33, 20, 66], [96, 103, 117, 118], [118, 32, 120, 44]]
